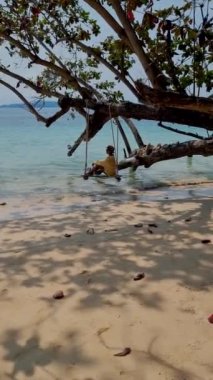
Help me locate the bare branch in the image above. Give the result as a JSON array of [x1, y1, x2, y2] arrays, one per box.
[[0, 80, 74, 129], [122, 117, 145, 147], [45, 107, 71, 127], [35, 36, 69, 72], [67, 129, 87, 157], [84, 0, 127, 41], [113, 118, 132, 155], [158, 122, 206, 140], [0, 79, 47, 123], [118, 138, 213, 170]]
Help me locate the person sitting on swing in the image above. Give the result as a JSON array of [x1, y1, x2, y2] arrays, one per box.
[[84, 145, 117, 178]]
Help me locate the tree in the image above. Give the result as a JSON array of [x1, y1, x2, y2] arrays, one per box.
[[0, 0, 212, 169]]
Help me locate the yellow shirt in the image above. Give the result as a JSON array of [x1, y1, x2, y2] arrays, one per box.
[[96, 156, 116, 176]]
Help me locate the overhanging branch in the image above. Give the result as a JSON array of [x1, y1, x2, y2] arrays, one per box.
[[118, 138, 213, 170], [136, 82, 213, 114], [86, 102, 213, 138], [43, 98, 213, 131]]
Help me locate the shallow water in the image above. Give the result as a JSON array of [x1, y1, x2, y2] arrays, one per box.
[[0, 107, 212, 218]]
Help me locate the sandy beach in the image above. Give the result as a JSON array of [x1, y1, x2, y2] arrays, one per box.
[[0, 196, 212, 380]]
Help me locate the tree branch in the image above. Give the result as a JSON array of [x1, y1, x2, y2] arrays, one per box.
[[67, 129, 87, 157], [162, 34, 186, 94], [74, 40, 138, 98], [0, 78, 72, 127], [45, 107, 71, 127], [0, 65, 60, 98], [84, 0, 166, 90], [53, 13, 138, 99], [113, 118, 132, 155], [84, 0, 127, 41], [158, 121, 206, 140], [110, 0, 167, 90], [86, 102, 213, 138], [0, 32, 84, 95], [35, 36, 69, 73], [135, 82, 213, 113], [0, 79, 47, 123], [122, 117, 145, 147], [118, 138, 213, 170], [41, 98, 213, 131]]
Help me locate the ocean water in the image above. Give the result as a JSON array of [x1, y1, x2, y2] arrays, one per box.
[[0, 107, 212, 211]]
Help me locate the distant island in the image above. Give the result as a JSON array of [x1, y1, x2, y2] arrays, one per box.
[[0, 100, 58, 108]]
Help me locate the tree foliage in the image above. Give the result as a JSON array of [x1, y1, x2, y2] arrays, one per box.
[[0, 0, 212, 162]]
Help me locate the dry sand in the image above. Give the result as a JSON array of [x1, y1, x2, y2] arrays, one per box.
[[0, 197, 212, 380]]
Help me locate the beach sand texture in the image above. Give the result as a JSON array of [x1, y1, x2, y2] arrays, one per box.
[[0, 198, 212, 380]]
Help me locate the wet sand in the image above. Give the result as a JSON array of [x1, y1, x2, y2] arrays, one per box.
[[0, 197, 212, 380]]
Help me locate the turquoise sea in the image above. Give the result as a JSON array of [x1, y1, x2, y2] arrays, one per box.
[[0, 107, 212, 217]]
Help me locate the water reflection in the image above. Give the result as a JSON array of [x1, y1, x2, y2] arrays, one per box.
[[187, 156, 193, 169]]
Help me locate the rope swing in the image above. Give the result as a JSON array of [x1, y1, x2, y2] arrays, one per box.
[[83, 101, 90, 180], [109, 104, 121, 181], [83, 102, 121, 181]]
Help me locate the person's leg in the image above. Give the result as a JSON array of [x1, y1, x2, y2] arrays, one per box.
[[93, 164, 104, 175], [85, 164, 104, 177]]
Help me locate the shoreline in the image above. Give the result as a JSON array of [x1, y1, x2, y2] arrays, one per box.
[[0, 181, 212, 222], [0, 195, 212, 380]]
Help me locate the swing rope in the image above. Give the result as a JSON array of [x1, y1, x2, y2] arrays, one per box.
[[84, 101, 90, 177], [109, 104, 120, 180], [83, 102, 121, 181]]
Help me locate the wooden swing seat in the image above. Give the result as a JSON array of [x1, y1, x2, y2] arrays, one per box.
[[82, 173, 121, 181]]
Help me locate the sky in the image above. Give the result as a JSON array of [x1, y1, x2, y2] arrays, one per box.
[[0, 0, 207, 105]]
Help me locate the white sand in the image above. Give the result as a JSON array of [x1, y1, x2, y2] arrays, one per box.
[[0, 197, 212, 380]]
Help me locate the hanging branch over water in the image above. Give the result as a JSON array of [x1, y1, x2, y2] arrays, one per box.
[[118, 138, 213, 170], [56, 99, 213, 135]]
